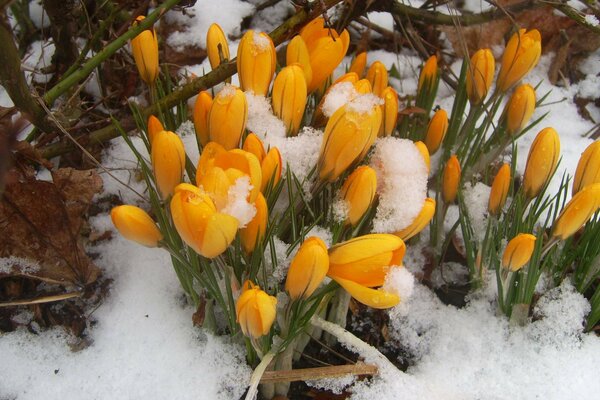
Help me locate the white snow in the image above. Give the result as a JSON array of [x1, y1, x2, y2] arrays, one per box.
[[370, 138, 429, 233], [163, 0, 254, 51], [0, 213, 251, 400], [322, 82, 358, 117], [462, 182, 492, 242], [584, 14, 599, 27], [221, 176, 256, 227], [0, 256, 40, 275]]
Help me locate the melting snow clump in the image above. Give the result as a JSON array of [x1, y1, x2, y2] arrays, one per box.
[[370, 137, 428, 233]]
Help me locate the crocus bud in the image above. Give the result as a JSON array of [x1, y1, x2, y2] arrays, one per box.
[[170, 184, 239, 258], [236, 281, 277, 338], [552, 183, 600, 240], [488, 163, 511, 216], [349, 51, 367, 78], [394, 198, 436, 241], [572, 141, 600, 195], [240, 193, 268, 254], [442, 155, 461, 204], [328, 234, 405, 287], [242, 133, 266, 163], [300, 17, 349, 92], [237, 30, 276, 96], [366, 61, 388, 98], [193, 91, 213, 146], [272, 64, 307, 136], [417, 55, 438, 92], [354, 79, 372, 94], [151, 130, 186, 198], [286, 35, 312, 85], [424, 109, 448, 155], [466, 48, 495, 105], [380, 86, 399, 137], [497, 29, 542, 92], [414, 141, 430, 172], [208, 85, 247, 150], [111, 205, 162, 247], [340, 166, 377, 226], [318, 102, 382, 182], [261, 147, 282, 193], [502, 233, 536, 271], [523, 127, 560, 199], [147, 115, 164, 144], [131, 16, 159, 85], [206, 23, 230, 69], [505, 84, 536, 135], [285, 237, 329, 300]]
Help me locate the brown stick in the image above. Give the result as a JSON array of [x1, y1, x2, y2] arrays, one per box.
[[0, 291, 83, 307], [259, 362, 378, 384]]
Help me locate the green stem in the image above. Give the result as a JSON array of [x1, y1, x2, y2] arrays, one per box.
[[43, 0, 182, 106]]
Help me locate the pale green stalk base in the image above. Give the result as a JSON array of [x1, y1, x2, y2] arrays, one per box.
[[324, 289, 351, 346], [246, 351, 276, 400]]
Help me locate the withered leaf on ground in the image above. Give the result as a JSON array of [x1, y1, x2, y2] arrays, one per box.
[[0, 168, 103, 287]]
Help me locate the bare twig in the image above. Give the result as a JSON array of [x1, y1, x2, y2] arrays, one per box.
[[260, 362, 378, 383], [0, 291, 83, 307]]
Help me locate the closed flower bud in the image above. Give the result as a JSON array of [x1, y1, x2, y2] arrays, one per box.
[[380, 86, 399, 137], [502, 233, 536, 271], [572, 141, 600, 195], [394, 198, 435, 241], [523, 127, 560, 199], [414, 141, 430, 172], [236, 281, 277, 338], [272, 64, 308, 136], [300, 17, 349, 93], [354, 79, 372, 94], [552, 183, 600, 240], [208, 85, 247, 150], [418, 55, 438, 92], [497, 29, 542, 92], [286, 35, 312, 86], [366, 61, 388, 98], [505, 84, 536, 135], [328, 234, 405, 287], [206, 23, 230, 70], [424, 109, 448, 155], [170, 184, 239, 258], [466, 48, 495, 105], [111, 205, 162, 247], [131, 16, 159, 85], [240, 193, 268, 254], [242, 133, 266, 163], [193, 91, 213, 146], [340, 166, 377, 226], [237, 30, 276, 96], [285, 237, 329, 300], [488, 163, 511, 215], [318, 103, 382, 182], [151, 130, 186, 198], [442, 155, 461, 204], [261, 147, 282, 193], [349, 51, 367, 77], [147, 115, 164, 144]]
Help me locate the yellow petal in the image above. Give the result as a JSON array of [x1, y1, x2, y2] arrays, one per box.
[[285, 236, 329, 300], [193, 91, 213, 146], [151, 130, 186, 198], [395, 198, 436, 241], [208, 85, 247, 150], [502, 233, 536, 271], [332, 276, 400, 309]]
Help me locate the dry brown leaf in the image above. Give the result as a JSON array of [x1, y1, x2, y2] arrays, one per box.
[[0, 168, 102, 286]]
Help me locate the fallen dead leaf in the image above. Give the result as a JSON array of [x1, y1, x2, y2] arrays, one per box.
[[0, 168, 102, 286]]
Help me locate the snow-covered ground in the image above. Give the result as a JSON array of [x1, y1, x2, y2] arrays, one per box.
[[2, 1, 600, 399]]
